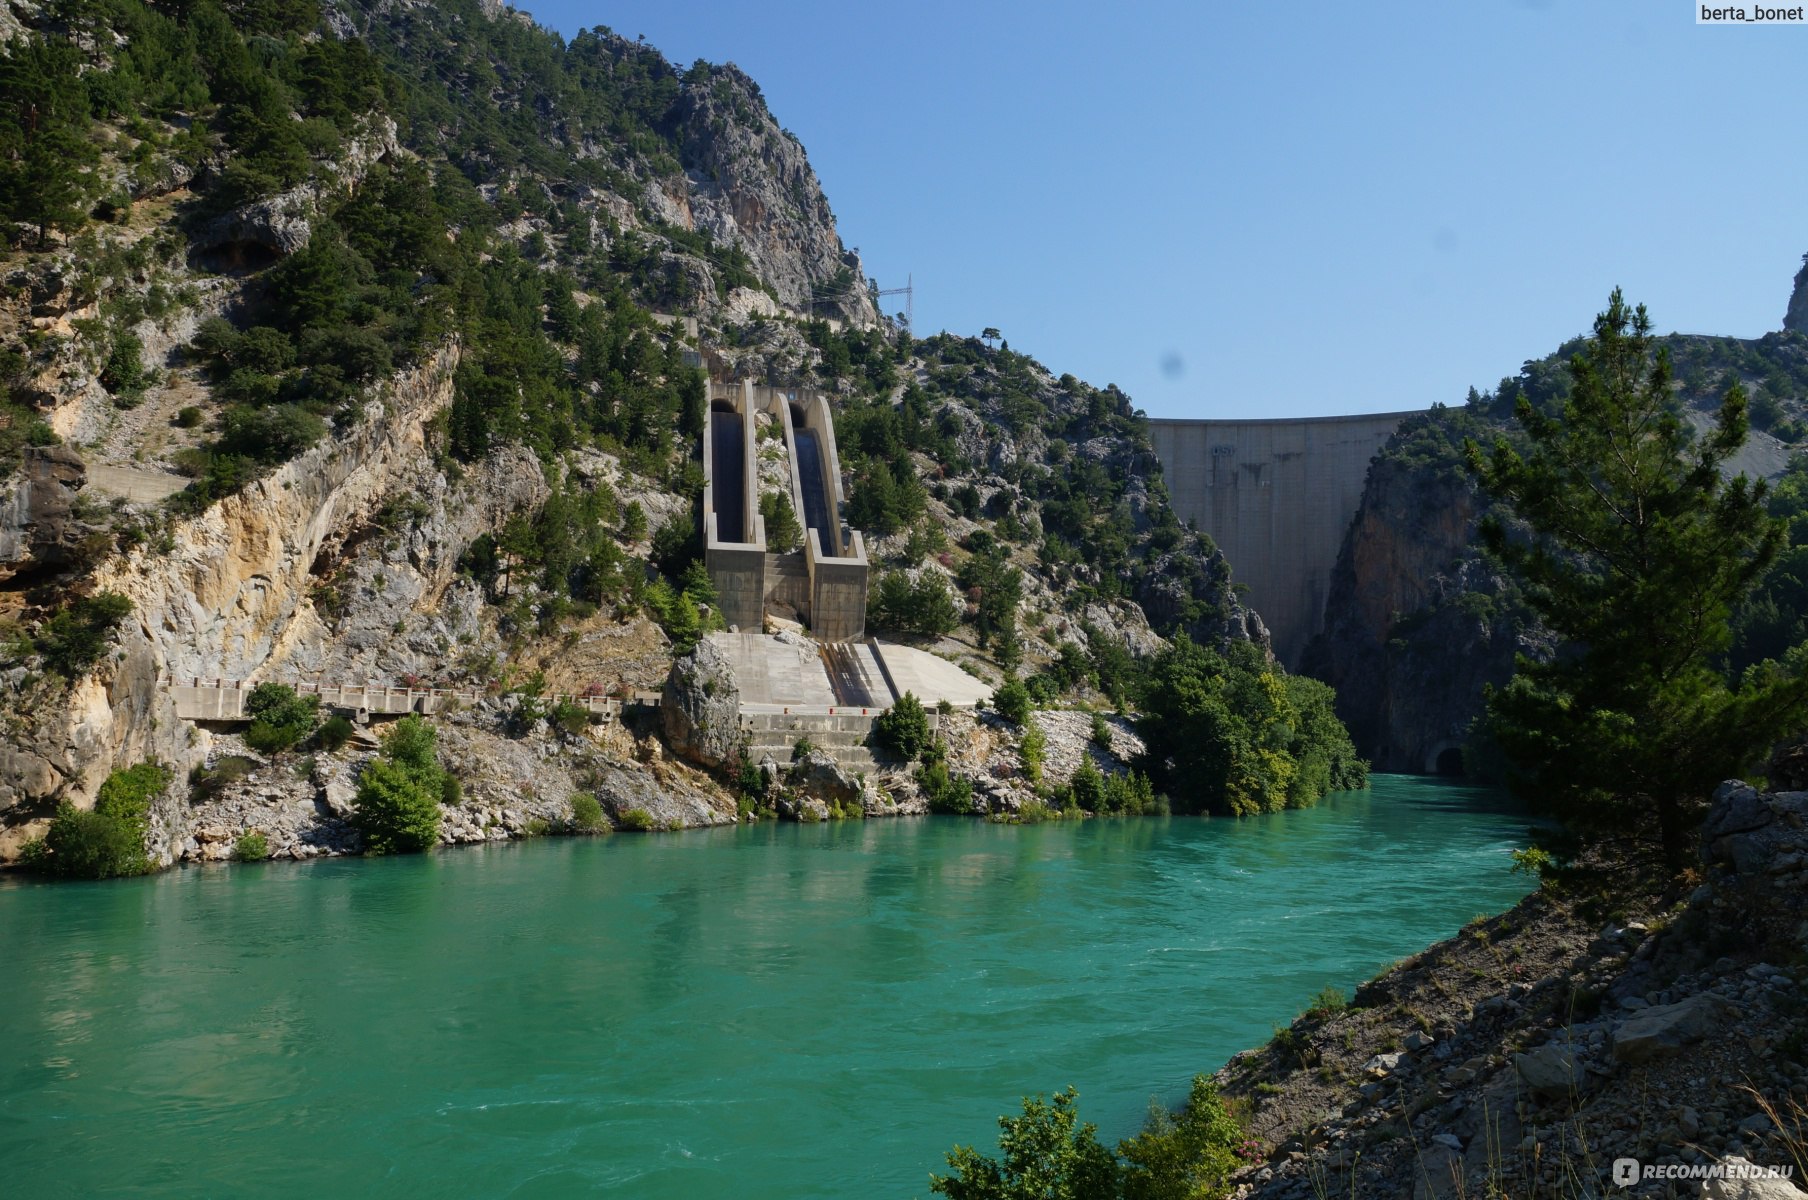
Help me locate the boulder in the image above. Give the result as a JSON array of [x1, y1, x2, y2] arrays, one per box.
[[1702, 1157, 1808, 1200], [1612, 994, 1737, 1064], [789, 750, 860, 806], [661, 637, 744, 772], [1513, 1042, 1586, 1099]]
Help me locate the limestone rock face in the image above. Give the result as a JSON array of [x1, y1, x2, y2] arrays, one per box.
[[669, 63, 876, 327], [1786, 254, 1808, 335], [1302, 412, 1552, 772], [190, 117, 399, 262], [0, 346, 475, 853], [661, 637, 744, 772], [0, 445, 89, 582]]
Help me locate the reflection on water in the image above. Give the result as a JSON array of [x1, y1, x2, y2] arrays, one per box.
[[0, 776, 1531, 1199]]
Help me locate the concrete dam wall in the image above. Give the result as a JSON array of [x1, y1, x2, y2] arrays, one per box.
[[1149, 411, 1425, 668]]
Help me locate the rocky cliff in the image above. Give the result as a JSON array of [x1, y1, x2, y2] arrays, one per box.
[[1301, 410, 1546, 774]]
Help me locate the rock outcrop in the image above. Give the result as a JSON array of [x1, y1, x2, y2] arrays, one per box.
[[0, 444, 90, 583], [661, 638, 744, 773], [1787, 253, 1808, 335], [669, 64, 876, 327]]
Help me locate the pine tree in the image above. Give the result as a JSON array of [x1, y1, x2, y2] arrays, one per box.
[[1466, 289, 1808, 866], [0, 38, 99, 245]]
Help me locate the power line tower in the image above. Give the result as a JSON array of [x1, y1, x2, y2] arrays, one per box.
[[876, 274, 913, 336]]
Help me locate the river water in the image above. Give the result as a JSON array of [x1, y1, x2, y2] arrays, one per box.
[[0, 776, 1530, 1198]]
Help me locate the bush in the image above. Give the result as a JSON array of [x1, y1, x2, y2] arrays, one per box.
[[233, 832, 270, 862], [873, 691, 932, 760], [175, 405, 204, 428], [318, 714, 354, 751], [36, 592, 133, 678], [549, 699, 591, 736], [353, 715, 445, 855], [242, 683, 320, 755], [616, 806, 656, 832], [1019, 724, 1046, 785], [933, 1076, 1246, 1200], [1069, 757, 1105, 812], [570, 792, 605, 832], [917, 758, 973, 814], [1089, 712, 1113, 748], [34, 761, 171, 879], [992, 677, 1031, 725], [760, 490, 801, 552]]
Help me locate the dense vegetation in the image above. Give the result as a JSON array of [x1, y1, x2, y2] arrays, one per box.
[[1468, 291, 1808, 866], [21, 761, 171, 879], [1137, 638, 1368, 815]]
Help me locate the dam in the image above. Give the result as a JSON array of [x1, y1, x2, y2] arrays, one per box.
[[1149, 411, 1426, 667]]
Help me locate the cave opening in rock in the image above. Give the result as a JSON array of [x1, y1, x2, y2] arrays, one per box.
[[1434, 747, 1465, 776]]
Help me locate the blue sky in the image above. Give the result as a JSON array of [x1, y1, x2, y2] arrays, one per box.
[[521, 1, 1807, 419]]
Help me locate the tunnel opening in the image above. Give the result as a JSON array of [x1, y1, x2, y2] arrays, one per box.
[[1433, 746, 1465, 777], [710, 399, 736, 414]]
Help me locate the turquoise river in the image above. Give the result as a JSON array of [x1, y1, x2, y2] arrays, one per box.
[[0, 776, 1531, 1198]]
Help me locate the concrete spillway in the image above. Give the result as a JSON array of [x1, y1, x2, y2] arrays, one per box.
[[792, 427, 831, 546], [701, 380, 869, 641], [710, 411, 747, 544], [1149, 411, 1425, 668]]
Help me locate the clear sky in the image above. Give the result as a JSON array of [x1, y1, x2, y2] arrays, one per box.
[[517, 0, 1807, 419]]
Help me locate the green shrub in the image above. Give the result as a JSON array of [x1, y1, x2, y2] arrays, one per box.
[[549, 699, 590, 736], [992, 677, 1031, 725], [918, 758, 974, 814], [175, 405, 204, 428], [1019, 724, 1046, 784], [933, 1076, 1245, 1200], [1089, 712, 1112, 748], [873, 691, 931, 760], [318, 714, 354, 751], [352, 715, 445, 855], [34, 761, 171, 879], [1069, 757, 1105, 812], [242, 683, 320, 754], [570, 792, 605, 832], [189, 754, 259, 798], [616, 807, 656, 832], [1305, 986, 1348, 1020], [233, 832, 270, 862], [792, 737, 815, 761], [36, 592, 133, 678]]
